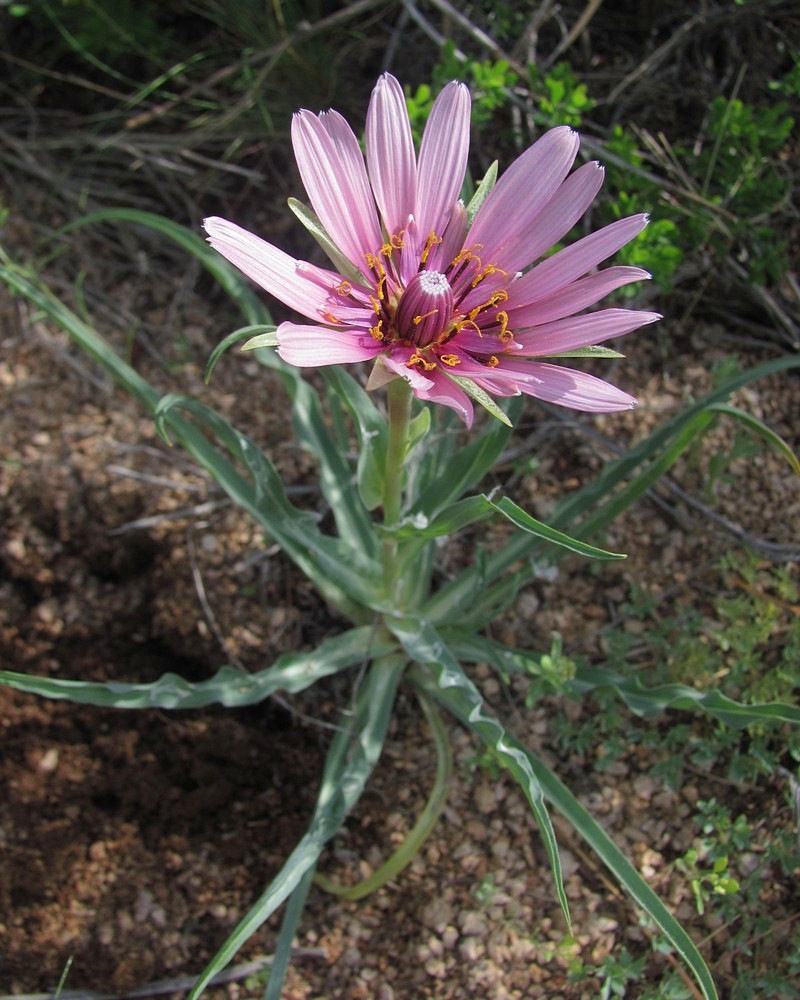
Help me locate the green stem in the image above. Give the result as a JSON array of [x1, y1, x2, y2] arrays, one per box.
[[381, 377, 413, 600], [314, 684, 452, 901], [382, 378, 413, 526]]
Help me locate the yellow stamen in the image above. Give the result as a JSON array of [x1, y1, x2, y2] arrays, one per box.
[[408, 352, 437, 371], [440, 354, 460, 366], [487, 355, 500, 368], [419, 231, 442, 265], [335, 280, 352, 297], [414, 309, 439, 326], [453, 318, 481, 337], [496, 311, 512, 342], [470, 263, 508, 289]]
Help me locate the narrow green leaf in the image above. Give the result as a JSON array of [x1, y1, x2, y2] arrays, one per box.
[[398, 491, 625, 559], [264, 867, 316, 1000], [541, 345, 625, 359], [529, 758, 717, 1000], [153, 394, 381, 616], [285, 376, 379, 559], [407, 634, 718, 998], [407, 405, 432, 451], [465, 161, 498, 226], [241, 329, 280, 350], [322, 368, 389, 512], [570, 666, 800, 728], [481, 353, 800, 591], [445, 634, 800, 729], [493, 496, 626, 559], [0, 626, 395, 708], [287, 198, 365, 285], [205, 324, 277, 382], [389, 619, 569, 930], [410, 395, 522, 516], [707, 402, 800, 475], [447, 373, 513, 426], [188, 656, 407, 998], [384, 495, 493, 539]]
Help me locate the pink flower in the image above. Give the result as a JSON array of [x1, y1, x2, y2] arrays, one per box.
[[205, 74, 659, 427]]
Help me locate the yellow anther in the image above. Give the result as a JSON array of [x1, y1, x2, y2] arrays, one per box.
[[470, 263, 508, 289], [335, 280, 352, 297], [413, 309, 439, 325], [419, 230, 442, 265], [322, 311, 342, 325], [408, 352, 437, 371], [440, 354, 460, 366], [453, 317, 481, 336], [496, 311, 512, 342], [369, 321, 385, 341], [487, 355, 500, 368]]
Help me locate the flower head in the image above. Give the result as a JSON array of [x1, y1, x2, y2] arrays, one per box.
[[205, 74, 659, 427]]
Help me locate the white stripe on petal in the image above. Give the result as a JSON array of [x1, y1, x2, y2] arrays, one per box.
[[204, 217, 341, 320], [467, 127, 580, 264], [510, 215, 650, 307], [366, 74, 417, 237], [507, 266, 651, 326], [276, 323, 383, 366], [416, 81, 471, 240], [292, 110, 382, 269], [513, 308, 661, 355], [497, 360, 637, 411], [496, 161, 605, 274]]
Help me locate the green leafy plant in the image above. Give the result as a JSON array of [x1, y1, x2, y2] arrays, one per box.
[[529, 61, 596, 128], [405, 41, 517, 136], [2, 64, 799, 995]]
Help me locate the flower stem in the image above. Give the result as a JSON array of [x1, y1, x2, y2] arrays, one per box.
[[382, 377, 413, 527], [381, 377, 413, 601]]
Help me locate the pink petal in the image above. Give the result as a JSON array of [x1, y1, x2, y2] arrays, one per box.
[[433, 200, 469, 271], [506, 266, 651, 326], [493, 359, 637, 411], [418, 368, 475, 427], [434, 349, 522, 398], [449, 327, 522, 356], [366, 74, 417, 237], [292, 110, 382, 268], [276, 322, 383, 366], [510, 214, 650, 308], [513, 308, 661, 355], [416, 82, 471, 240], [491, 160, 605, 275], [466, 127, 580, 266], [381, 346, 436, 391], [204, 217, 344, 321]]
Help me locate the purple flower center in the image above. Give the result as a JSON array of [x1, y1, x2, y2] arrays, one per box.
[[395, 270, 454, 347]]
